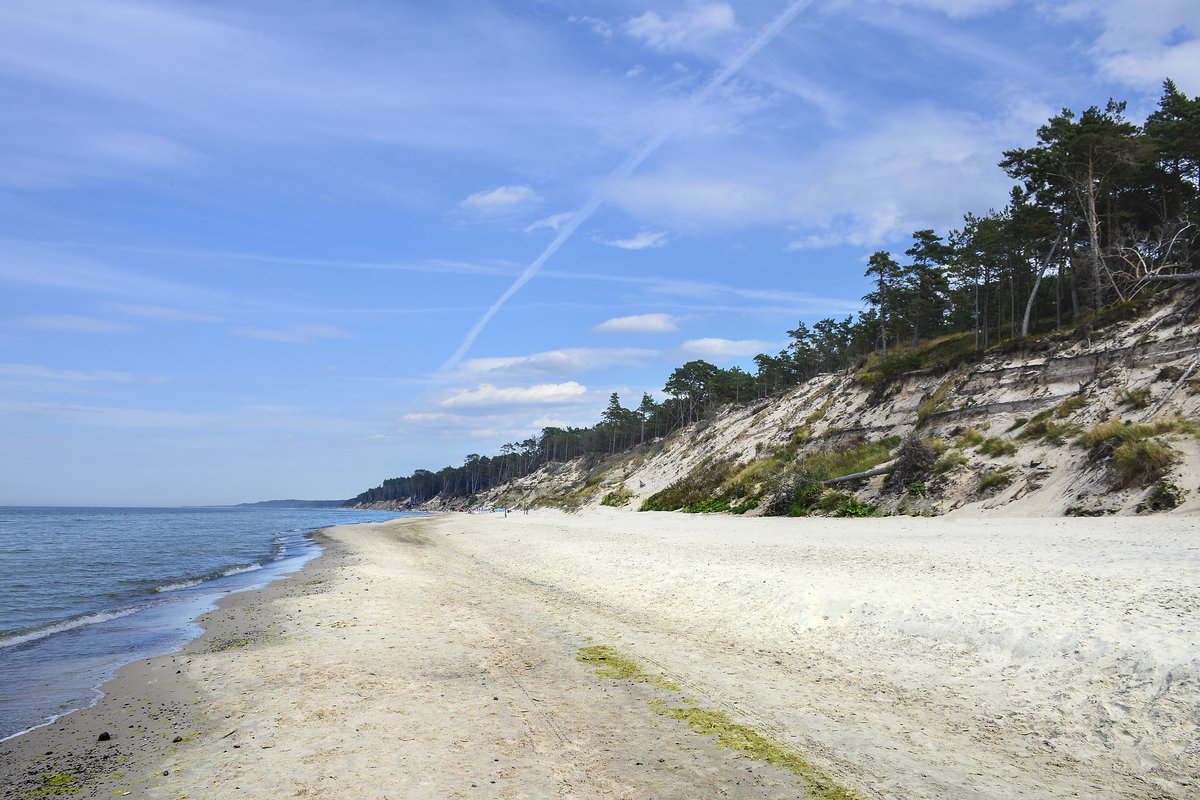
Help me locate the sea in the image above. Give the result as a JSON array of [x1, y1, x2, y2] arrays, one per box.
[[0, 506, 412, 742]]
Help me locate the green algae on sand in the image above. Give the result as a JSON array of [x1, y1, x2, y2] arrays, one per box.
[[577, 644, 862, 800]]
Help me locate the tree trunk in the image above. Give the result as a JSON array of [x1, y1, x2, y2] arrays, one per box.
[[1022, 231, 1064, 337], [822, 461, 896, 486], [1069, 259, 1080, 323], [1055, 253, 1063, 330]]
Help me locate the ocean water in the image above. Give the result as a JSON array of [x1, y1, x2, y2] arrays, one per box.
[[0, 506, 410, 741]]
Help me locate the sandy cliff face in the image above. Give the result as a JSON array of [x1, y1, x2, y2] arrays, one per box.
[[444, 291, 1200, 518]]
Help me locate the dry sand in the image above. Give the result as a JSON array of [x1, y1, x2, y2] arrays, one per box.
[[3, 510, 1197, 799]]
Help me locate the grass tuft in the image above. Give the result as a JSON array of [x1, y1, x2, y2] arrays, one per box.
[[933, 450, 968, 474], [1111, 439, 1179, 488], [978, 465, 1015, 494], [978, 436, 1018, 457]]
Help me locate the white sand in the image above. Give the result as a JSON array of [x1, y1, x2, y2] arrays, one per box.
[[431, 510, 1200, 799], [126, 511, 1198, 798]]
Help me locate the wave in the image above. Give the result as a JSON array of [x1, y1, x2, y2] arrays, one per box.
[[0, 689, 102, 744], [221, 563, 263, 577], [0, 608, 140, 650], [154, 579, 202, 593], [152, 560, 265, 594]]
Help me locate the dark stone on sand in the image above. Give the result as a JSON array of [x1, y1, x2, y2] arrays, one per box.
[[97, 732, 111, 742], [173, 736, 183, 743]]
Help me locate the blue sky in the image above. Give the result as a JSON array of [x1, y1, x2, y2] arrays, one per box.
[[2, 0, 1197, 505]]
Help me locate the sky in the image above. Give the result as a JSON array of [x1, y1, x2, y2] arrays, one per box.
[[2, 0, 1198, 506]]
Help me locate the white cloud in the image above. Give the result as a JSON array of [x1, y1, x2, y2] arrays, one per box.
[[600, 230, 669, 250], [603, 171, 778, 227], [9, 314, 135, 333], [785, 105, 1019, 246], [525, 212, 574, 233], [593, 313, 680, 334], [679, 337, 772, 360], [440, 381, 588, 408], [458, 348, 657, 377], [625, 3, 738, 52], [233, 323, 352, 343], [1055, 1, 1200, 90], [459, 185, 540, 214], [605, 103, 1018, 246], [400, 411, 464, 425], [860, 0, 1016, 19], [570, 15, 614, 39], [528, 413, 596, 430]]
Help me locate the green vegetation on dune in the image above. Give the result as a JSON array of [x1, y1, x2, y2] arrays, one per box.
[[1077, 417, 1199, 488], [639, 436, 898, 517]]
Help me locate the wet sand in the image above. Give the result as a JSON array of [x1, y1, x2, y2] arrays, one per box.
[[2, 511, 1197, 799]]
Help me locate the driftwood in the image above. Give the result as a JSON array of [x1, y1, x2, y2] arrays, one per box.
[[821, 460, 896, 486]]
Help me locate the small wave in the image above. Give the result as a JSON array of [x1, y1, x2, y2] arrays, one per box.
[[221, 563, 263, 577], [154, 579, 202, 593], [0, 608, 140, 650], [0, 688, 102, 743]]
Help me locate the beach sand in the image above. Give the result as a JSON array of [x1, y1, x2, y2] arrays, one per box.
[[2, 510, 1197, 799]]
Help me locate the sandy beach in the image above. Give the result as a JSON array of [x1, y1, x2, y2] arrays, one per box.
[[3, 510, 1197, 799]]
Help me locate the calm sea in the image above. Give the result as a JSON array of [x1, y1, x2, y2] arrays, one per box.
[[0, 506, 411, 741]]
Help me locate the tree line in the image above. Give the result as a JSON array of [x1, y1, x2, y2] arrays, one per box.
[[348, 80, 1199, 508]]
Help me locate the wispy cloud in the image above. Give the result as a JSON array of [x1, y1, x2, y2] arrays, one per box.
[[458, 185, 540, 214], [525, 212, 575, 233], [233, 323, 352, 343], [1055, 0, 1200, 89], [602, 171, 777, 227], [0, 238, 226, 303], [0, 398, 360, 433], [441, 0, 817, 371], [0, 363, 137, 383], [534, 268, 863, 317], [86, 130, 197, 169], [604, 100, 1020, 245], [624, 3, 739, 52], [8, 314, 135, 333], [678, 337, 773, 360], [593, 313, 681, 333], [110, 303, 223, 323], [570, 15, 614, 39], [457, 348, 658, 378], [860, 0, 1017, 19], [599, 230, 669, 249], [70, 242, 517, 278], [440, 381, 588, 408]]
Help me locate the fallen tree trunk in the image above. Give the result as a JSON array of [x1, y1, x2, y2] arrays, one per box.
[[822, 460, 896, 486], [1142, 272, 1200, 281]]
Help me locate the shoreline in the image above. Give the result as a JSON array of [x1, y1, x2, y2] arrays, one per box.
[[0, 528, 345, 798], [3, 512, 1197, 799], [0, 506, 406, 746]]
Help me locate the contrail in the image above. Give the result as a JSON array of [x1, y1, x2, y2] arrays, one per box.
[[440, 0, 813, 372]]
